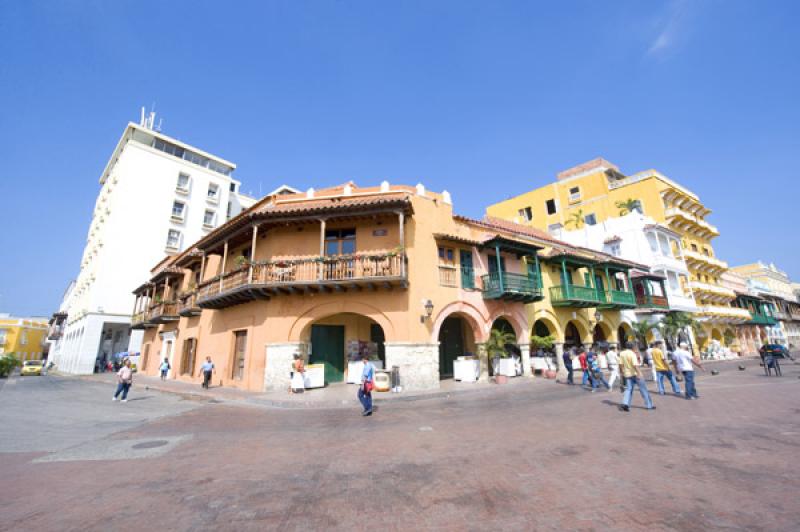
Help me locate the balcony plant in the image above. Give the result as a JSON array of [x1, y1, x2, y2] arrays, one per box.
[[616, 198, 642, 216], [234, 255, 251, 269], [565, 209, 585, 229]]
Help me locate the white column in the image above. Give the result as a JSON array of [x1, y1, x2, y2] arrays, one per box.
[[519, 343, 532, 378]]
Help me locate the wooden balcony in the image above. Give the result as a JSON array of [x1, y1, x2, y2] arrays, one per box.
[[178, 292, 202, 317], [635, 293, 670, 310], [47, 325, 64, 340], [130, 311, 156, 330], [748, 313, 777, 326], [549, 284, 602, 307], [481, 272, 543, 303], [148, 301, 179, 324], [197, 252, 407, 310], [599, 289, 637, 309]]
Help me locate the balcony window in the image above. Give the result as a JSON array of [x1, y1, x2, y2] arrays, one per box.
[[607, 242, 621, 257], [203, 209, 216, 227], [546, 199, 557, 215], [584, 213, 597, 226], [171, 201, 186, 221], [325, 228, 356, 256], [166, 229, 182, 250], [230, 183, 237, 192], [207, 183, 220, 203], [547, 223, 563, 236], [517, 206, 533, 222], [176, 173, 190, 193], [568, 187, 581, 202]]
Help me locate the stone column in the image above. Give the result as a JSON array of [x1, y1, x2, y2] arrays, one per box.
[[264, 342, 306, 392], [519, 343, 532, 378], [384, 342, 440, 391], [476, 343, 489, 382], [555, 343, 566, 379]]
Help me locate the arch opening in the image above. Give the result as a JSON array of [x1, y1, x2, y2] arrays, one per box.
[[438, 312, 480, 379]]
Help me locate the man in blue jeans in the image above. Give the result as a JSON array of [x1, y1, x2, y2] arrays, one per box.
[[357, 354, 375, 416], [618, 343, 655, 412], [588, 347, 610, 391], [563, 348, 574, 385], [672, 342, 703, 400]]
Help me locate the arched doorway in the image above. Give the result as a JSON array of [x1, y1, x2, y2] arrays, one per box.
[[533, 319, 552, 338], [593, 323, 608, 344], [565, 321, 583, 350], [438, 313, 478, 379], [711, 328, 723, 344], [305, 313, 385, 385], [488, 318, 519, 376]]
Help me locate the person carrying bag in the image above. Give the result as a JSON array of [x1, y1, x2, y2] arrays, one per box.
[[357, 353, 375, 416]]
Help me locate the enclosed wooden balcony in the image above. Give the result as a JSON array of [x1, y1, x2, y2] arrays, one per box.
[[178, 292, 202, 317], [549, 284, 602, 307], [197, 252, 407, 310], [748, 313, 777, 326], [599, 289, 637, 309], [635, 293, 670, 310], [148, 301, 179, 324], [130, 311, 156, 330], [481, 272, 543, 303]]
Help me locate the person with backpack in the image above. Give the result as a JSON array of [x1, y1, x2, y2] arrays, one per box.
[[357, 353, 375, 416], [159, 357, 171, 380]]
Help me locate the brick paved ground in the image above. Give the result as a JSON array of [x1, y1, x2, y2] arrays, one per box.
[[1, 358, 799, 531]]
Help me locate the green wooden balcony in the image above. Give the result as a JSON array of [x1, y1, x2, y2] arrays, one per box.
[[635, 293, 670, 310], [749, 313, 777, 326], [481, 272, 543, 303], [549, 284, 602, 307], [599, 290, 637, 309]]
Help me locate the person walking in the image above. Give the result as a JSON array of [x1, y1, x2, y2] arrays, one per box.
[[357, 353, 375, 416], [199, 356, 215, 389], [618, 342, 655, 412], [672, 342, 703, 400], [605, 345, 620, 392], [588, 346, 610, 391], [563, 347, 574, 385], [290, 353, 305, 394], [577, 346, 595, 390], [652, 340, 681, 396], [112, 358, 133, 403], [159, 357, 171, 381]]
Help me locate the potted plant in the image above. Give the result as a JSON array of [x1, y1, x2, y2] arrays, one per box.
[[234, 255, 250, 269], [530, 334, 556, 377], [485, 328, 516, 383]]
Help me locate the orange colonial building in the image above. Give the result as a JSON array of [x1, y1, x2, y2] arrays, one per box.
[[132, 182, 642, 392]]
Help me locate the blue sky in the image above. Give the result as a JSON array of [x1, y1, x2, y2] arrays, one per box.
[[1, 0, 798, 316]]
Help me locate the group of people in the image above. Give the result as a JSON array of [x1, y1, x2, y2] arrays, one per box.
[[111, 355, 217, 402], [562, 340, 704, 412]]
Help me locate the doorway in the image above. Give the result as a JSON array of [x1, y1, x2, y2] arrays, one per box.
[[310, 325, 345, 384], [232, 331, 247, 380], [438, 317, 464, 378]]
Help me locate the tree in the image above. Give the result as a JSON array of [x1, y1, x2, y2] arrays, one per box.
[[616, 198, 642, 216], [565, 209, 585, 229], [630, 320, 656, 350], [659, 311, 697, 351], [485, 328, 517, 360]]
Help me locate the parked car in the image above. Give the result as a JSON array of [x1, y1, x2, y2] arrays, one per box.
[[20, 360, 45, 376]]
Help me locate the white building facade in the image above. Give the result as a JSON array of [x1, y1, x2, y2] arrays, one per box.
[[50, 115, 256, 374]]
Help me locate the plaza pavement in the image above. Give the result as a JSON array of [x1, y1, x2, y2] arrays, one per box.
[[1, 357, 798, 531]]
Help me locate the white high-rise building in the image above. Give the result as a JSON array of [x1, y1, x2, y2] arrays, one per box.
[[50, 112, 257, 374]]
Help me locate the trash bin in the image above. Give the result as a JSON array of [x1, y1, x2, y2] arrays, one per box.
[[391, 365, 401, 392]]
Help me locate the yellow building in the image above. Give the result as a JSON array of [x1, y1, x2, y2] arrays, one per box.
[[0, 315, 49, 361], [486, 158, 751, 348]]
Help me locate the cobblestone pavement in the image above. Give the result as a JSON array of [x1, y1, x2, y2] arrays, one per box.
[[1, 358, 799, 531]]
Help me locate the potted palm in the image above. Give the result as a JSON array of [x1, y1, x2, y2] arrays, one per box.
[[485, 328, 516, 384], [530, 334, 556, 377], [615, 198, 642, 216]]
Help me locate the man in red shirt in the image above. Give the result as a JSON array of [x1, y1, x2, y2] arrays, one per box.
[[576, 346, 595, 389]]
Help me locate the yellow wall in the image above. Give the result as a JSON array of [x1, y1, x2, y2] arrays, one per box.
[[0, 318, 48, 361]]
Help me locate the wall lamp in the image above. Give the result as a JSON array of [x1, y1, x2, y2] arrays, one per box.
[[421, 299, 434, 323]]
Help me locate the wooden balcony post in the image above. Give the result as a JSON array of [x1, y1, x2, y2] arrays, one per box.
[[249, 224, 258, 284], [494, 245, 504, 292], [398, 211, 405, 278], [199, 252, 206, 283], [626, 270, 633, 295], [561, 259, 569, 298], [533, 253, 541, 288], [220, 240, 228, 291], [318, 219, 326, 281]]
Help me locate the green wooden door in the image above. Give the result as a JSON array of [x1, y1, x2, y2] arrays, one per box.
[[310, 325, 345, 384], [438, 317, 464, 378], [460, 250, 474, 289], [594, 274, 606, 300]]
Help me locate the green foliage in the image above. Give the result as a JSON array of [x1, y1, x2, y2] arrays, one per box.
[[565, 209, 584, 229], [723, 329, 736, 347], [615, 198, 642, 216], [0, 354, 21, 377], [485, 328, 517, 359], [630, 320, 656, 349], [530, 335, 556, 350]]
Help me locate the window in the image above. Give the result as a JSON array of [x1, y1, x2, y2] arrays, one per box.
[[325, 228, 356, 256], [20, 330, 27, 345], [226, 201, 233, 220], [547, 223, 563, 235], [518, 206, 533, 222], [568, 187, 581, 202], [171, 201, 186, 221], [546, 199, 557, 215], [703, 247, 710, 257], [176, 173, 190, 193], [438, 246, 455, 264], [181, 338, 197, 376], [608, 242, 621, 256], [691, 244, 698, 252], [166, 229, 182, 250], [207, 183, 220, 203], [229, 183, 237, 192], [203, 209, 216, 227], [584, 213, 597, 226], [460, 250, 475, 289]]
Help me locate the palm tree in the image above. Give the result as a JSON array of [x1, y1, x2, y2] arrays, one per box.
[[616, 198, 642, 216], [659, 311, 697, 351], [485, 328, 517, 360], [565, 209, 585, 229], [630, 320, 656, 350]]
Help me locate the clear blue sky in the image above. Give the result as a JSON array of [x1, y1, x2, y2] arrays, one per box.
[[1, 0, 798, 316]]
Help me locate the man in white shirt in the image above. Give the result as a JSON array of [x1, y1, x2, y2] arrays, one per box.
[[605, 346, 620, 392], [672, 342, 704, 400]]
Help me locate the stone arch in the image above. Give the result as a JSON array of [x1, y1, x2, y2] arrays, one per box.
[[431, 301, 488, 344], [617, 322, 634, 347], [532, 309, 563, 342], [711, 328, 723, 343], [289, 300, 396, 342], [564, 320, 588, 348], [487, 309, 529, 344], [592, 321, 612, 343]]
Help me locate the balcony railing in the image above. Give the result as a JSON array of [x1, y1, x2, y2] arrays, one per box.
[[178, 292, 202, 317], [549, 284, 602, 307], [635, 294, 670, 310], [599, 289, 637, 309], [438, 265, 457, 287], [149, 301, 179, 324], [47, 325, 64, 340], [481, 272, 543, 303], [749, 313, 777, 326], [130, 311, 155, 329], [197, 252, 407, 309]]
